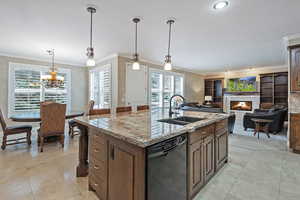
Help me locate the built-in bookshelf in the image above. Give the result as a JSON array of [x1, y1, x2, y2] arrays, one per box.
[[204, 78, 224, 108], [260, 72, 288, 109]]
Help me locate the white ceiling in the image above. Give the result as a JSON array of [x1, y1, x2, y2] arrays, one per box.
[[1, 0, 300, 72]]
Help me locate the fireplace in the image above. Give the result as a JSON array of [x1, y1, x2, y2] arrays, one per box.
[[230, 101, 252, 111]]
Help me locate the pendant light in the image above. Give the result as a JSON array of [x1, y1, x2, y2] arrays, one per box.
[[164, 19, 175, 71], [86, 7, 96, 67], [132, 18, 141, 70], [41, 49, 64, 88]]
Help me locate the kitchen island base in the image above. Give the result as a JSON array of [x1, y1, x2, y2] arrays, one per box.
[[76, 117, 228, 200]]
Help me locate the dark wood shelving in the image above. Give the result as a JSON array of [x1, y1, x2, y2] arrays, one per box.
[[204, 78, 224, 108], [260, 72, 288, 109]]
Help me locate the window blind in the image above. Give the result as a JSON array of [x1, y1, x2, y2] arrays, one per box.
[[90, 65, 111, 108], [14, 69, 41, 112]]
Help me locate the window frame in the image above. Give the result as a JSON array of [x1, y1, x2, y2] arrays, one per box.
[[148, 68, 185, 109], [89, 64, 112, 109], [8, 62, 72, 117]]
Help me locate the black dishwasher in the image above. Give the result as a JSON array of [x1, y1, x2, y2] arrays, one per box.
[[147, 134, 187, 200]]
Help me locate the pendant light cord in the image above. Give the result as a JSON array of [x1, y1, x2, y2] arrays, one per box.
[[90, 11, 93, 48], [52, 49, 55, 70], [135, 21, 138, 55], [167, 21, 172, 56]]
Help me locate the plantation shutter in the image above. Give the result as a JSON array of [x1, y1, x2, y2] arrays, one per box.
[[90, 65, 111, 108], [44, 72, 68, 104], [9, 63, 71, 116], [14, 69, 41, 113]]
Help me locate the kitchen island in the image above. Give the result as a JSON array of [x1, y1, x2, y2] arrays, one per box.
[[75, 109, 229, 200]]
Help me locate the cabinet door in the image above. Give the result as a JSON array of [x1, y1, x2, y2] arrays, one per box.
[[203, 135, 215, 182], [215, 130, 228, 171], [290, 114, 300, 152], [290, 47, 300, 91], [188, 140, 204, 199], [108, 140, 145, 200]]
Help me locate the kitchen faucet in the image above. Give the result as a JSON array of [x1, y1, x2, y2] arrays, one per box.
[[169, 94, 186, 117]]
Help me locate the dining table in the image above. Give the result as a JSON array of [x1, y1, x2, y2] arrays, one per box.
[[10, 111, 84, 122]]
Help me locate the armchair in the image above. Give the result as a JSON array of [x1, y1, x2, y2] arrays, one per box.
[[243, 108, 287, 133]]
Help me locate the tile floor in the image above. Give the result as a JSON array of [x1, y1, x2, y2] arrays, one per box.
[[0, 127, 299, 200]]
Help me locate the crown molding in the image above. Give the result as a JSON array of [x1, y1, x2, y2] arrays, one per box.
[[117, 53, 205, 75], [0, 52, 84, 67], [95, 53, 119, 64]]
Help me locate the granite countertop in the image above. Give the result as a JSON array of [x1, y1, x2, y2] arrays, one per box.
[[74, 108, 229, 148]]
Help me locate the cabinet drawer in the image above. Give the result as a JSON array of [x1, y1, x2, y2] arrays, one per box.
[[89, 133, 107, 162], [189, 124, 214, 144], [90, 132, 106, 146], [89, 174, 107, 200], [216, 119, 228, 133], [89, 157, 106, 179], [90, 141, 107, 162]]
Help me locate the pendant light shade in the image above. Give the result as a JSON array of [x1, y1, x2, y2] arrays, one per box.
[[86, 7, 96, 67], [164, 19, 175, 71], [132, 18, 141, 70]]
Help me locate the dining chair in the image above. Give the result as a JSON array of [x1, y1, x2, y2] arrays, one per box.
[[116, 106, 132, 113], [137, 105, 150, 111], [0, 108, 32, 150], [89, 108, 111, 116], [38, 102, 66, 152], [68, 100, 95, 138]]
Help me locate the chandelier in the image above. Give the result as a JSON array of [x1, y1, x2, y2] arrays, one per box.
[[41, 49, 64, 88]]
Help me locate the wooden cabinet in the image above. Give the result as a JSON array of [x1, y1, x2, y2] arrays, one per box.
[[188, 124, 217, 200], [88, 128, 145, 200], [215, 119, 229, 171], [203, 135, 215, 182], [88, 120, 228, 200], [215, 130, 228, 171], [108, 138, 145, 200], [189, 140, 205, 199], [290, 47, 300, 92], [290, 114, 300, 153]]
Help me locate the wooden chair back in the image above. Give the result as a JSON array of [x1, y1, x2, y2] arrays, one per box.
[[89, 108, 111, 116], [137, 105, 149, 111], [116, 106, 132, 113], [0, 108, 7, 131], [40, 103, 66, 136], [85, 100, 95, 116]]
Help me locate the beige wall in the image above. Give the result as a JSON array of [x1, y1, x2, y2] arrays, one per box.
[[205, 65, 288, 89], [117, 56, 204, 106], [0, 55, 88, 122]]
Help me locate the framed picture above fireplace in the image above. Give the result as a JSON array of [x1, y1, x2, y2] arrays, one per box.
[[227, 76, 257, 92], [230, 101, 253, 111]]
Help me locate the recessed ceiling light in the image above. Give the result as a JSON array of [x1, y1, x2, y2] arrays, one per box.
[[213, 1, 229, 10]]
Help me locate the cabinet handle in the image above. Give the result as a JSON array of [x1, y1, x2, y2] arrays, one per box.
[[94, 165, 99, 170], [111, 145, 115, 160], [94, 148, 99, 153]]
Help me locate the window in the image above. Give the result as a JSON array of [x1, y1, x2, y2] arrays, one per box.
[[8, 63, 71, 116], [149, 68, 184, 109], [89, 64, 112, 108]]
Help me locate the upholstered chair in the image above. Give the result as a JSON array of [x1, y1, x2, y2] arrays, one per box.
[[38, 103, 66, 152]]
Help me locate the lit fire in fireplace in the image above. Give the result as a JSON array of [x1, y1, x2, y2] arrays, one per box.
[[230, 101, 252, 111]]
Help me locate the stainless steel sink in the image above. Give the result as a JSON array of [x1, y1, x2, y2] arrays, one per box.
[[158, 116, 205, 125]]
